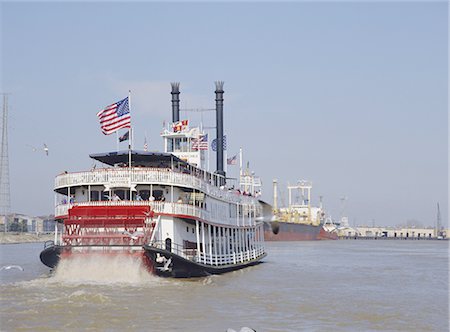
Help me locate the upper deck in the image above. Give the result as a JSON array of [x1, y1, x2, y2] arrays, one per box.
[[53, 150, 264, 224], [55, 166, 255, 205]]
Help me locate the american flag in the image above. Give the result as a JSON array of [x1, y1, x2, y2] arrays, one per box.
[[97, 97, 131, 135], [144, 137, 148, 151], [192, 134, 208, 150], [118, 130, 129, 142]]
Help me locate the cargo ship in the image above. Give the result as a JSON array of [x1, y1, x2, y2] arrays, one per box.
[[264, 180, 338, 241], [40, 82, 267, 277]]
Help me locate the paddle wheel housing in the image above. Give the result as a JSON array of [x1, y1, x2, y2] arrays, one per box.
[[62, 205, 155, 247]]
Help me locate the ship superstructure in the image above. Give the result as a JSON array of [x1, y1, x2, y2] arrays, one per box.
[[40, 82, 267, 277], [264, 180, 337, 241]]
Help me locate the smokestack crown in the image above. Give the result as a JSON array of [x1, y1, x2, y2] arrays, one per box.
[[215, 81, 224, 93]]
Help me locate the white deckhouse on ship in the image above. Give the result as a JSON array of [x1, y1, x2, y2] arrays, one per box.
[[40, 82, 267, 277]]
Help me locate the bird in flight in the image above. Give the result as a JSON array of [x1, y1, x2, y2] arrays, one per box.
[[43, 143, 49, 156], [0, 265, 24, 271], [26, 143, 49, 156]]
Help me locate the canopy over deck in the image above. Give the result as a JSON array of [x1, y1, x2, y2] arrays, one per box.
[[89, 150, 187, 168]]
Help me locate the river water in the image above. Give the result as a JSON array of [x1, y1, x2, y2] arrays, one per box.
[[0, 240, 448, 331]]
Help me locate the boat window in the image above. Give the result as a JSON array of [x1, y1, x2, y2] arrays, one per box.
[[167, 138, 174, 152], [139, 190, 150, 201], [173, 137, 189, 152], [188, 192, 205, 205], [153, 190, 164, 201], [229, 204, 237, 218], [90, 191, 100, 201], [101, 191, 109, 201], [165, 238, 172, 252], [174, 138, 181, 151], [115, 190, 128, 200]]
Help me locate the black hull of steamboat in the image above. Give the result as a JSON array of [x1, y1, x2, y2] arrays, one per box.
[[39, 243, 62, 268], [143, 245, 266, 278], [40, 242, 267, 278]]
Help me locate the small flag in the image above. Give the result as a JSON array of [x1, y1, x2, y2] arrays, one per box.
[[211, 135, 227, 151], [192, 134, 208, 150], [144, 137, 148, 151], [119, 131, 129, 142], [97, 97, 131, 135], [227, 154, 237, 165], [172, 120, 188, 132]]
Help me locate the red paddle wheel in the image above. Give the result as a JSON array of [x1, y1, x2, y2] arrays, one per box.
[[59, 205, 156, 269], [63, 205, 154, 246]]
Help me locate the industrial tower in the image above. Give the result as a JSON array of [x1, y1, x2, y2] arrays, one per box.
[[0, 94, 11, 216]]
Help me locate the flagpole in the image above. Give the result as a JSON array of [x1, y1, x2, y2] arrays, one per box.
[[207, 135, 210, 172], [128, 90, 132, 201], [224, 149, 228, 175], [239, 147, 243, 177], [116, 132, 119, 152], [129, 90, 133, 149], [144, 131, 148, 151]]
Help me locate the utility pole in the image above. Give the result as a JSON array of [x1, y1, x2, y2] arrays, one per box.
[[436, 202, 441, 237], [0, 94, 11, 232]]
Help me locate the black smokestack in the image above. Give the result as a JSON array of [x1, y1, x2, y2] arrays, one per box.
[[215, 81, 225, 180], [171, 82, 180, 123]]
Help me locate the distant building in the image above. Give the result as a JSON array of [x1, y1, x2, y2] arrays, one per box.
[[0, 213, 55, 234], [337, 225, 448, 239]]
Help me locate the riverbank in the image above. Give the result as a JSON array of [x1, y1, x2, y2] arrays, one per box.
[[0, 233, 54, 244], [339, 236, 448, 241]]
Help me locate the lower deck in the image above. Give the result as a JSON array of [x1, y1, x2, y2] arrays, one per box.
[[43, 204, 266, 277]]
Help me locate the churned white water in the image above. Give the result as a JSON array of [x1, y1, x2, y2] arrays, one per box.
[[52, 254, 154, 285], [0, 241, 448, 331]]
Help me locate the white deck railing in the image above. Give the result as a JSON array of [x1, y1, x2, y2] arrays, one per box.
[[197, 248, 266, 266], [55, 168, 255, 205], [149, 240, 265, 267], [55, 201, 211, 221]]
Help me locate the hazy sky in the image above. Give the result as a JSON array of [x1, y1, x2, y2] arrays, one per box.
[[1, 1, 448, 227]]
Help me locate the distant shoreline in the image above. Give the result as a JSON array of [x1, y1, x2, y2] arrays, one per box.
[[0, 233, 54, 244]]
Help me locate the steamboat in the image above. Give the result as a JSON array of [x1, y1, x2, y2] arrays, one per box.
[[264, 180, 338, 241], [40, 82, 267, 277]]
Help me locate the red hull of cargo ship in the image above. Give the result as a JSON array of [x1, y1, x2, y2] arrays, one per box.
[[264, 221, 321, 241], [317, 227, 338, 240]]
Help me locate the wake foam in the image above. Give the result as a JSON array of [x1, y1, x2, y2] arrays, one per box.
[[51, 254, 155, 285]]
